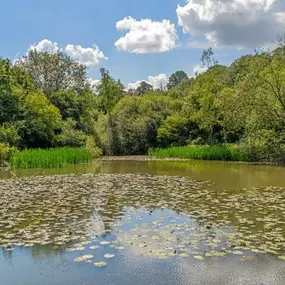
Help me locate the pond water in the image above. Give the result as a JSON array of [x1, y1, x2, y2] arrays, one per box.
[[0, 158, 284, 285]]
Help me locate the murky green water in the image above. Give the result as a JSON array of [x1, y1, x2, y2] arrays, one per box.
[[0, 158, 284, 285]]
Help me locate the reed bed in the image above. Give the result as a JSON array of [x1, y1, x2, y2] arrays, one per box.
[[10, 147, 92, 169], [148, 145, 248, 161]]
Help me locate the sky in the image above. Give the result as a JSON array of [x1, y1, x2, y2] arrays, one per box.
[[1, 0, 285, 89]]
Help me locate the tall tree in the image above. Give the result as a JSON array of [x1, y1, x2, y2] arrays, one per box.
[[96, 68, 124, 114], [167, 71, 188, 90], [201, 48, 218, 68], [135, 81, 153, 95], [17, 50, 87, 95]]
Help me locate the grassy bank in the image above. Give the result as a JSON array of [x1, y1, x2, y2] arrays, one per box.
[[10, 147, 92, 169], [148, 145, 248, 162]]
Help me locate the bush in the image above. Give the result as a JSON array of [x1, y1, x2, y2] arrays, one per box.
[[54, 119, 87, 147], [240, 129, 285, 162], [157, 115, 192, 147], [0, 124, 20, 147], [84, 136, 102, 158], [0, 142, 17, 166]]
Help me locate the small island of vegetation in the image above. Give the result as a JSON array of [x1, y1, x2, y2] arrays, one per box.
[[1, 37, 285, 168]]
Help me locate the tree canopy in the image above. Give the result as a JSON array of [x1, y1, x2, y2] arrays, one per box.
[[1, 42, 285, 162]]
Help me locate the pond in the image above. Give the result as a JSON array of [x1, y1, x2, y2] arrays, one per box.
[[0, 158, 284, 285]]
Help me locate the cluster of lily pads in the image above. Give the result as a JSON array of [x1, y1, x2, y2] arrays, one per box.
[[0, 173, 284, 265]]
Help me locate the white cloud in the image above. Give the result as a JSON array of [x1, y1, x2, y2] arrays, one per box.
[[177, 0, 285, 48], [126, 80, 143, 91], [126, 73, 169, 91], [88, 78, 101, 91], [148, 73, 168, 90], [193, 65, 208, 75], [29, 39, 59, 53], [28, 40, 107, 67], [65, 44, 107, 67], [115, 17, 177, 53]]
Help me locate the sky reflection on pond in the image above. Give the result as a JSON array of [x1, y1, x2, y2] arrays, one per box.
[[0, 160, 284, 285]]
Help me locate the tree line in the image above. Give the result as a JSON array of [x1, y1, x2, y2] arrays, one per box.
[[1, 39, 285, 162]]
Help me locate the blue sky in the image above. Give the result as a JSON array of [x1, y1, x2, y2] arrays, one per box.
[[1, 0, 283, 88]]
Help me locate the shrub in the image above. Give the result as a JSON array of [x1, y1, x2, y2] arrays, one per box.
[[0, 142, 17, 166], [85, 136, 102, 158], [240, 129, 285, 162], [54, 119, 87, 147], [0, 124, 20, 147]]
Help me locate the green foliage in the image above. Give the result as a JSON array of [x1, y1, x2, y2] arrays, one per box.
[[157, 115, 192, 147], [18, 50, 87, 94], [84, 136, 102, 158], [20, 91, 61, 148], [240, 129, 285, 163], [93, 114, 119, 155], [113, 94, 181, 154], [0, 142, 17, 166], [201, 47, 218, 68], [0, 124, 20, 147], [167, 71, 188, 90], [133, 81, 153, 95], [54, 119, 86, 147], [2, 42, 285, 163], [149, 145, 248, 161], [10, 147, 92, 169], [96, 68, 124, 114]]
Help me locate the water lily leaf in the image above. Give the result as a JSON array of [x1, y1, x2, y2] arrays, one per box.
[[94, 261, 107, 267]]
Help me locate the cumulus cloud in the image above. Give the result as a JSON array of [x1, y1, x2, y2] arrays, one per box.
[[126, 73, 169, 91], [29, 39, 59, 53], [65, 44, 107, 67], [28, 39, 107, 67], [177, 0, 285, 48], [148, 73, 168, 89], [193, 64, 208, 75], [88, 78, 101, 91], [126, 80, 143, 91], [115, 17, 177, 53]]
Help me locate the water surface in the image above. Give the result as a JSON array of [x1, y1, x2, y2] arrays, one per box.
[[0, 159, 284, 285]]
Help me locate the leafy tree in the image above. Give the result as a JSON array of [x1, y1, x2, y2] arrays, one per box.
[[167, 71, 188, 90], [157, 115, 193, 147], [96, 68, 124, 114], [19, 91, 61, 148], [0, 59, 33, 123], [135, 81, 153, 95], [18, 50, 87, 95], [0, 124, 20, 147], [113, 94, 181, 154], [201, 47, 218, 68], [54, 118, 87, 147]]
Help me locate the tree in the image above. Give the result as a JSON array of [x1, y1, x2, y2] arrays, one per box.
[[17, 50, 88, 95], [201, 48, 218, 68], [135, 81, 153, 95], [113, 94, 181, 154], [96, 68, 124, 114], [167, 71, 188, 90], [19, 91, 61, 148], [157, 115, 193, 147], [0, 59, 33, 124]]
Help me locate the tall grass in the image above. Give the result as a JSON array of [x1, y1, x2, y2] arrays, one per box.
[[148, 145, 248, 162], [10, 147, 93, 169]]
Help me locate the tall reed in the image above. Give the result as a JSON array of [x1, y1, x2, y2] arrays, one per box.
[[148, 145, 248, 161], [10, 147, 92, 169]]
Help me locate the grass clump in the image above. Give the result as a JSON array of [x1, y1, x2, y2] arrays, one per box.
[[148, 145, 248, 162], [10, 147, 93, 169]]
